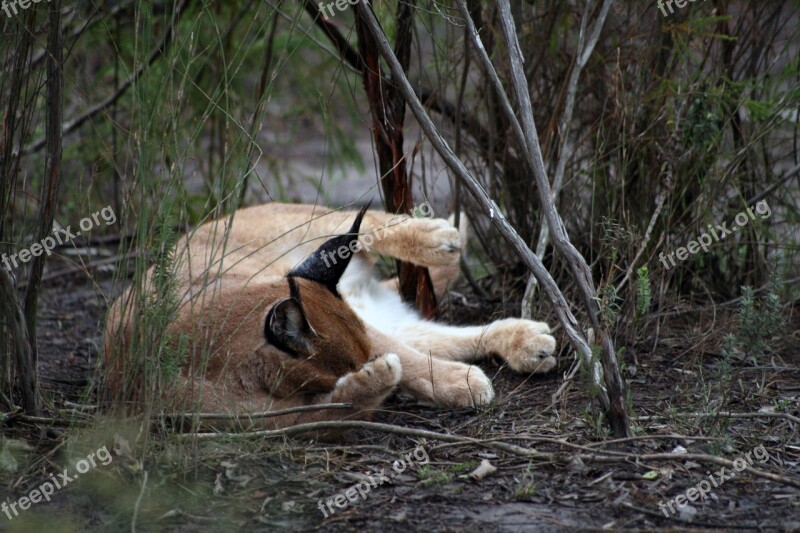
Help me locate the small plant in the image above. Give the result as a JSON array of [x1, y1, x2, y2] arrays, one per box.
[[635, 266, 652, 319], [698, 334, 735, 436], [581, 405, 610, 439], [577, 343, 604, 399], [448, 460, 479, 475], [596, 283, 621, 327], [145, 201, 185, 383], [417, 465, 453, 487], [773, 398, 792, 412], [733, 277, 787, 359], [514, 463, 536, 500]]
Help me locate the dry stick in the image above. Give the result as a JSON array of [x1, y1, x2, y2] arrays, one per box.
[[744, 160, 800, 207], [181, 420, 535, 455], [450, 0, 608, 412], [160, 403, 354, 421], [356, 2, 626, 432], [635, 411, 800, 425], [0, 268, 38, 414], [494, 0, 630, 437], [24, 0, 64, 375], [616, 186, 668, 292], [549, 326, 594, 409], [23, 0, 188, 155], [354, 1, 608, 415], [11, 414, 91, 426], [452, 1, 604, 393], [179, 419, 800, 489], [523, 0, 615, 313]]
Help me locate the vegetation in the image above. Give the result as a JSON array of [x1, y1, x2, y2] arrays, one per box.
[[0, 1, 797, 530]]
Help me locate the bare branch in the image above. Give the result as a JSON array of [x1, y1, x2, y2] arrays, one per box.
[[22, 0, 188, 155], [353, 1, 618, 426]]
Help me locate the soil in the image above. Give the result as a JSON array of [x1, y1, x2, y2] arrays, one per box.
[[1, 243, 799, 533]]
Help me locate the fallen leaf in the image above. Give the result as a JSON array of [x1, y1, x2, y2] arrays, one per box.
[[213, 472, 224, 495], [113, 433, 132, 458], [468, 459, 497, 481], [642, 470, 659, 480]]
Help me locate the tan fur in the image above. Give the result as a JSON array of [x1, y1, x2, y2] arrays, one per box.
[[103, 203, 557, 430]]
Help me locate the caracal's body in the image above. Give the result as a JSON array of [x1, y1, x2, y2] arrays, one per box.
[[103, 203, 557, 429]]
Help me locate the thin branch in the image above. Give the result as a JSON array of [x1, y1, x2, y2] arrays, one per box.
[[744, 160, 800, 207], [493, 0, 630, 437], [303, 0, 364, 71], [160, 403, 355, 421], [179, 419, 800, 489], [452, 1, 608, 416], [21, 0, 188, 155], [524, 0, 615, 311], [0, 268, 38, 414], [634, 411, 800, 425], [617, 185, 668, 292], [24, 0, 64, 374]]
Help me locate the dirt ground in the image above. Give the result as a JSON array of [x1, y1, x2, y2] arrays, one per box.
[[1, 246, 799, 533]]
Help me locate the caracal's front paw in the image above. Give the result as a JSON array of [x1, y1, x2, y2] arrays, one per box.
[[363, 352, 403, 386], [405, 218, 462, 266], [423, 361, 494, 408], [484, 318, 557, 374], [335, 353, 402, 406]]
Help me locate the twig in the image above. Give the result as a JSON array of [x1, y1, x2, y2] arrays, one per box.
[[493, 0, 630, 437], [178, 420, 800, 488], [583, 434, 724, 448], [9, 413, 91, 426], [452, 0, 609, 422], [180, 419, 537, 456], [355, 0, 617, 433], [22, 0, 188, 155], [527, 0, 616, 295], [160, 403, 354, 421], [619, 501, 756, 529], [550, 328, 594, 410], [131, 470, 148, 533], [743, 160, 800, 207], [616, 185, 668, 292], [548, 359, 581, 411], [635, 411, 800, 425]]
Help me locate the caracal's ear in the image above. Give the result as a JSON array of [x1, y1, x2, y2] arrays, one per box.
[[264, 281, 315, 356], [288, 203, 369, 296]]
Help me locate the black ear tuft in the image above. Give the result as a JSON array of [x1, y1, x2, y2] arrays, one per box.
[[288, 203, 370, 296], [264, 297, 314, 356]]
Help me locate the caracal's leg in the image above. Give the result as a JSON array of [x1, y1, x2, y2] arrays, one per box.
[[366, 325, 494, 407], [397, 319, 557, 374]]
